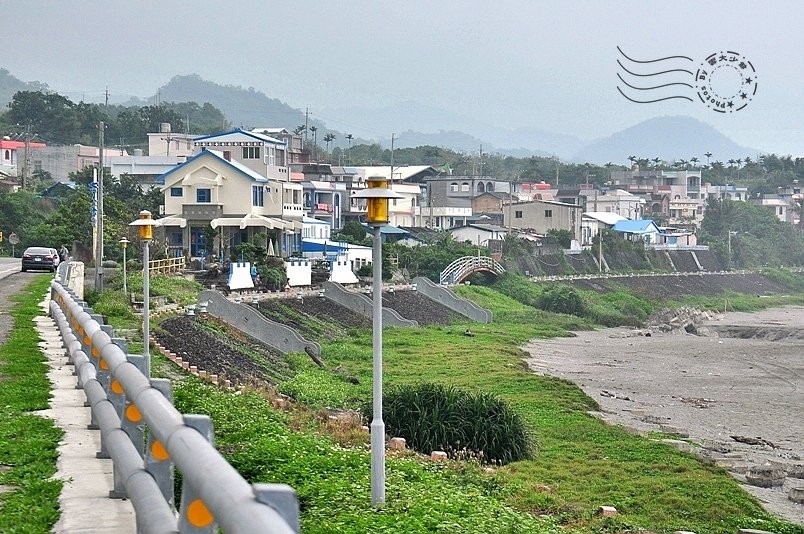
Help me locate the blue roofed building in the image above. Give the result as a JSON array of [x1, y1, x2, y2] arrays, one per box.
[[612, 219, 662, 244]]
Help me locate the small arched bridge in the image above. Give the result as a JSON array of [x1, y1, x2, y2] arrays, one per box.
[[439, 256, 506, 285]]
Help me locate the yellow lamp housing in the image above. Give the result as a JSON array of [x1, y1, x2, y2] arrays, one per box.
[[129, 210, 159, 240], [352, 176, 404, 225], [119, 236, 129, 249]]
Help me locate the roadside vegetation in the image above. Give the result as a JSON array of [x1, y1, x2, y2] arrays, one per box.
[[0, 275, 63, 532], [23, 267, 804, 533]]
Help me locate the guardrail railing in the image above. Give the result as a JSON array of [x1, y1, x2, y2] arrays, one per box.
[[49, 271, 299, 534]]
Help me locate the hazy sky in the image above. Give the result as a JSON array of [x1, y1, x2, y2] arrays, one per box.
[[2, 0, 802, 154]]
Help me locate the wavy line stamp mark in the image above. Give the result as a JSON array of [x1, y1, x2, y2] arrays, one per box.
[[617, 47, 758, 113]]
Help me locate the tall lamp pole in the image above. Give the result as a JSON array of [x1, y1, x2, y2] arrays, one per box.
[[353, 176, 402, 506], [129, 211, 158, 378], [119, 237, 129, 298]]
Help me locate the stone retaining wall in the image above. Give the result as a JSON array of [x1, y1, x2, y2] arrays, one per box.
[[412, 277, 492, 323], [321, 282, 417, 327], [199, 290, 321, 356]]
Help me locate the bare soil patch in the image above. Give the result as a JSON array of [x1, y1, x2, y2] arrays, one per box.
[[382, 290, 463, 325], [255, 297, 368, 341], [525, 306, 804, 525], [155, 316, 291, 386]]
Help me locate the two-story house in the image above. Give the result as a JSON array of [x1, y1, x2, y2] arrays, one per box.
[[503, 199, 582, 238], [193, 128, 291, 182], [158, 149, 303, 259]]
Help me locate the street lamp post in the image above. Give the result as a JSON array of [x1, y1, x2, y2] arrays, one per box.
[[352, 176, 402, 507], [129, 210, 158, 378], [119, 237, 129, 298]]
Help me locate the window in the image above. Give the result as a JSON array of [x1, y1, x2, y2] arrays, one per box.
[[223, 151, 231, 161], [461, 182, 470, 192], [242, 146, 261, 159], [450, 182, 458, 192], [545, 209, 553, 218], [252, 185, 264, 207], [515, 210, 523, 219], [268, 147, 275, 166], [477, 182, 485, 193], [170, 187, 182, 197], [196, 188, 211, 203]]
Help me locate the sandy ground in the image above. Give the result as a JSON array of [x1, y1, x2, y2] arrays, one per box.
[[525, 306, 804, 526]]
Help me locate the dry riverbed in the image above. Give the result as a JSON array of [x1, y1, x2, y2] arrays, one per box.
[[525, 306, 804, 525]]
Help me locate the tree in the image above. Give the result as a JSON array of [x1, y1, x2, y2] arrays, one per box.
[[345, 134, 354, 164], [323, 133, 336, 158]]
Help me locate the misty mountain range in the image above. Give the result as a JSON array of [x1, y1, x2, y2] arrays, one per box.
[[1, 69, 760, 164]]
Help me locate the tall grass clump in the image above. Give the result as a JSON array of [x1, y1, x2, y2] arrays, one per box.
[[367, 383, 531, 464]]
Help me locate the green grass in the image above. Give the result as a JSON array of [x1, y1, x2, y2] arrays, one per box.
[[0, 275, 64, 532], [96, 270, 804, 533], [273, 284, 803, 534], [172, 378, 563, 533]]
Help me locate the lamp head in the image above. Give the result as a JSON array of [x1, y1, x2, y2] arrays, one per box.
[[119, 236, 129, 249], [352, 176, 403, 225], [129, 210, 157, 240]]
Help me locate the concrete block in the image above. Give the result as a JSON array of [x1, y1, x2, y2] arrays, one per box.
[[737, 530, 778, 534], [431, 451, 447, 461], [789, 486, 804, 504], [388, 437, 406, 450], [598, 505, 617, 517], [745, 466, 785, 488]]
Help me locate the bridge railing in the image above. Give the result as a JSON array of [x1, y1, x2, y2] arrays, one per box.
[[49, 273, 299, 534], [439, 256, 505, 285]]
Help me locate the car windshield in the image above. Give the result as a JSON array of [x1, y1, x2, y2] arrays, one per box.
[[25, 247, 52, 255]]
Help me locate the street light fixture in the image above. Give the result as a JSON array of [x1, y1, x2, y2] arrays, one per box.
[[119, 237, 130, 298], [129, 210, 159, 378], [352, 176, 402, 507]]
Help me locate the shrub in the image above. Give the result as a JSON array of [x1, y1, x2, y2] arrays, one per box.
[[535, 285, 587, 316], [364, 383, 531, 464]]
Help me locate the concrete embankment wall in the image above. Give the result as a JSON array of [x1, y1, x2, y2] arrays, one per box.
[[199, 290, 321, 356], [413, 277, 492, 323], [321, 282, 417, 327]]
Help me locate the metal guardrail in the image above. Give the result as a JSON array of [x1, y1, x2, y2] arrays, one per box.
[[149, 257, 186, 275], [439, 256, 506, 285], [49, 274, 299, 534]]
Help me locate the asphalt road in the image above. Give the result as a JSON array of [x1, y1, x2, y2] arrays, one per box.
[[0, 257, 20, 282]]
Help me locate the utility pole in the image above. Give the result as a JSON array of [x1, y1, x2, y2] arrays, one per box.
[[95, 121, 105, 292], [304, 108, 309, 147], [104, 86, 109, 108], [479, 144, 484, 177], [507, 181, 513, 228], [555, 156, 559, 188], [21, 123, 31, 189]]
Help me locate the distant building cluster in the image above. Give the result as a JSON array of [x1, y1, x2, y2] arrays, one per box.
[[4, 128, 800, 266]]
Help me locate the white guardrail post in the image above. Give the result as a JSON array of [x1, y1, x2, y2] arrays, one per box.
[[49, 275, 300, 534]]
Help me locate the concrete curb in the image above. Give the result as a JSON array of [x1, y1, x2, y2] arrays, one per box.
[[33, 296, 136, 533]]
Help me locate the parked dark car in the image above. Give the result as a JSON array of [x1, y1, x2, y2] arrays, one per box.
[[21, 246, 60, 272]]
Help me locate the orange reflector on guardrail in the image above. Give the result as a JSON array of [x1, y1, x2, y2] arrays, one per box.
[[187, 499, 214, 528], [150, 440, 169, 461], [125, 404, 142, 423]]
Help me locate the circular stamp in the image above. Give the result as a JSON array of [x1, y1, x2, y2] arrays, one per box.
[[695, 51, 757, 113]]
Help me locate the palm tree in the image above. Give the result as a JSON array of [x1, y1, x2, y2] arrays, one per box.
[[323, 133, 336, 159], [690, 157, 700, 168], [704, 152, 713, 166], [627, 155, 637, 167], [652, 157, 661, 168], [345, 134, 354, 164]]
